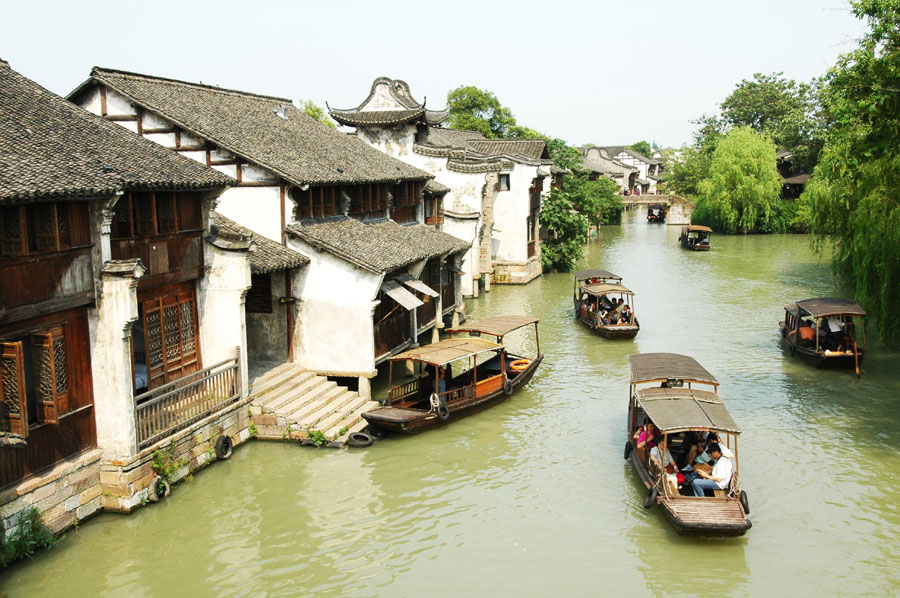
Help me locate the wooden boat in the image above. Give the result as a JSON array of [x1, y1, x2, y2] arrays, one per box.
[[647, 203, 667, 223], [678, 225, 711, 251], [626, 353, 751, 536], [779, 298, 867, 376], [573, 269, 639, 339], [362, 315, 542, 434]]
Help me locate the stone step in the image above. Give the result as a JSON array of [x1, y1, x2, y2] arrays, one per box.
[[330, 417, 372, 447], [252, 370, 316, 406], [324, 400, 379, 441], [261, 374, 326, 411], [249, 364, 305, 396], [284, 384, 344, 424], [271, 379, 331, 417], [311, 393, 364, 434], [293, 387, 356, 428]]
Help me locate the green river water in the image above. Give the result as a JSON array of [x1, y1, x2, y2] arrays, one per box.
[[3, 211, 900, 597]]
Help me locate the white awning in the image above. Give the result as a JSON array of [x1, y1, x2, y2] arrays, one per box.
[[395, 273, 439, 298], [381, 280, 423, 310]]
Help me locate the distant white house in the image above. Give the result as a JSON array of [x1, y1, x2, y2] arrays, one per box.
[[329, 78, 553, 295], [593, 146, 664, 195]]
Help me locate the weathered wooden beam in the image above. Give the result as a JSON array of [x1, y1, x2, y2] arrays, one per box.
[[0, 292, 94, 326]]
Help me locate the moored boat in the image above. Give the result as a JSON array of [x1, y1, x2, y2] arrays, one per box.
[[573, 269, 639, 339], [362, 316, 542, 434], [678, 225, 712, 251], [626, 353, 751, 536], [779, 298, 867, 376]]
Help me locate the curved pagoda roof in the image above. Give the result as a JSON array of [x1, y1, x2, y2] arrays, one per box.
[[329, 77, 449, 127]]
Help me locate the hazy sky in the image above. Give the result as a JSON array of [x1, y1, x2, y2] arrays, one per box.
[[2, 1, 868, 148]]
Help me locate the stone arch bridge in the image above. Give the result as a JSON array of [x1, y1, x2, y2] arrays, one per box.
[[622, 195, 693, 225]]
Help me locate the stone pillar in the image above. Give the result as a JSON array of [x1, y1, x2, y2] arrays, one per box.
[[358, 375, 371, 400], [92, 260, 144, 461]]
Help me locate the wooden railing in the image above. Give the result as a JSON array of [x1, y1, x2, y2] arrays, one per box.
[[389, 377, 422, 404], [134, 353, 241, 449], [442, 385, 475, 404]]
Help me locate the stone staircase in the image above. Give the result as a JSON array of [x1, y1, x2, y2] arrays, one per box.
[[248, 363, 378, 448]]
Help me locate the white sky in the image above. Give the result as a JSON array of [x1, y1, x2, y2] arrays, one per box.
[[1, 0, 867, 148]]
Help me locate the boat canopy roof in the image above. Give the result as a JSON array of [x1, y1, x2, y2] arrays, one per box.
[[574, 269, 621, 282], [636, 388, 741, 434], [447, 315, 538, 337], [582, 282, 633, 296], [390, 338, 502, 366], [629, 353, 719, 385], [683, 225, 712, 233], [789, 298, 866, 318]]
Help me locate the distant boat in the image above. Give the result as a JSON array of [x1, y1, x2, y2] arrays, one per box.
[[779, 298, 867, 377], [626, 353, 751, 536], [573, 269, 639, 339], [362, 316, 542, 434], [678, 225, 712, 251], [647, 203, 667, 223]]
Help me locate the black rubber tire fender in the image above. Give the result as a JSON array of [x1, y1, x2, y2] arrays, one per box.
[[643, 486, 658, 509], [149, 477, 170, 502], [503, 375, 513, 395], [215, 435, 233, 460], [740, 490, 750, 514], [436, 403, 450, 420], [624, 440, 633, 460], [347, 431, 375, 448]]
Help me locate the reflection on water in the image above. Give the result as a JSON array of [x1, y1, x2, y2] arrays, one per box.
[[3, 212, 900, 597]]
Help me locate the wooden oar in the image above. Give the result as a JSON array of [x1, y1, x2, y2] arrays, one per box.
[[854, 338, 860, 380]]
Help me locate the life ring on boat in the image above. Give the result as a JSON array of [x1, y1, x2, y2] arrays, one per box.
[[642, 486, 658, 509], [624, 440, 633, 460], [214, 435, 233, 460], [148, 477, 170, 503], [740, 490, 750, 514], [436, 403, 450, 421], [503, 374, 513, 395], [509, 359, 530, 372], [347, 431, 374, 447]]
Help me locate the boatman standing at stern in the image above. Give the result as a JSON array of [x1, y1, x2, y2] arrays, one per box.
[[690, 443, 732, 497]]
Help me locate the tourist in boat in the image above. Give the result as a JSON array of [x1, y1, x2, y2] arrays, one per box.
[[620, 303, 633, 325], [690, 443, 732, 497]]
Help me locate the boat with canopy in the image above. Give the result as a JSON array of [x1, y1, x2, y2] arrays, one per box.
[[625, 353, 751, 536], [362, 315, 542, 434], [678, 225, 712, 251], [573, 269, 639, 339], [779, 298, 867, 377]]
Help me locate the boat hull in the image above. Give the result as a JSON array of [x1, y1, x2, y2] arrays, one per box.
[[778, 323, 866, 369], [577, 313, 639, 339], [363, 355, 542, 434]]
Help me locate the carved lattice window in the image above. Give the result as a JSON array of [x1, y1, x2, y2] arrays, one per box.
[[141, 288, 200, 390], [31, 327, 69, 423], [0, 342, 28, 437]]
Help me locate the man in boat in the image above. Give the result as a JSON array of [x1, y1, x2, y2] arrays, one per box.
[[689, 443, 732, 497]]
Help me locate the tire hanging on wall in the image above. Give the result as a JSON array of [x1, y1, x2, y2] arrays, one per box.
[[149, 476, 170, 503], [215, 435, 233, 460]]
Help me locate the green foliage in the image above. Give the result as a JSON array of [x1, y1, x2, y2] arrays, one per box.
[[546, 138, 582, 171], [338, 426, 349, 437], [306, 427, 327, 447], [299, 99, 336, 129], [151, 442, 186, 483], [248, 422, 258, 438], [692, 127, 783, 233], [800, 0, 900, 346], [628, 141, 653, 158], [446, 86, 518, 139], [662, 145, 710, 200], [540, 187, 588, 272], [1, 508, 59, 567], [562, 174, 623, 226], [720, 73, 823, 173]]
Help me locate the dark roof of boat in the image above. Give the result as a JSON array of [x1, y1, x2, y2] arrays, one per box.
[[583, 283, 633, 296], [635, 388, 740, 434], [447, 315, 538, 337], [791, 298, 866, 318], [629, 353, 719, 385], [391, 338, 502, 365], [574, 269, 621, 282], [684, 225, 712, 232]]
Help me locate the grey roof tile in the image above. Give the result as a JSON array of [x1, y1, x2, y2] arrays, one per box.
[[0, 60, 234, 203], [213, 213, 309, 273]]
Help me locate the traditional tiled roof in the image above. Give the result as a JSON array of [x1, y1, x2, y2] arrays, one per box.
[[467, 139, 549, 162], [0, 60, 234, 203], [550, 164, 567, 175], [424, 179, 450, 195], [782, 174, 810, 185], [597, 146, 660, 165], [328, 77, 449, 127], [72, 68, 432, 187], [213, 214, 309, 273], [424, 127, 486, 149], [286, 217, 469, 274]]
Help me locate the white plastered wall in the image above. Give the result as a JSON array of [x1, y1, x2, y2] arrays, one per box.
[[492, 164, 537, 264], [288, 239, 381, 376]]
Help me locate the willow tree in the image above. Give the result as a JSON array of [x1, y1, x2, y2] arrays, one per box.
[[801, 0, 900, 346], [692, 127, 782, 233]]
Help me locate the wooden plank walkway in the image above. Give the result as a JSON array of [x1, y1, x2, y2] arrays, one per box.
[[248, 363, 378, 448]]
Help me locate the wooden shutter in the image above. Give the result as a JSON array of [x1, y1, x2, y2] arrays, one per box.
[[142, 289, 200, 390], [31, 326, 69, 424], [0, 341, 28, 437], [0, 206, 25, 256]]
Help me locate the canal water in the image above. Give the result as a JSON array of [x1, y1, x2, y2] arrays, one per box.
[[3, 212, 900, 597]]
